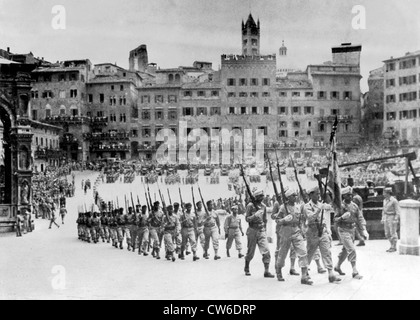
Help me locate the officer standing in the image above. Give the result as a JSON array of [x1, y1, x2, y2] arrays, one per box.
[[224, 205, 244, 259], [244, 189, 274, 278], [275, 189, 312, 285], [179, 203, 200, 261], [382, 188, 400, 253], [203, 201, 221, 260], [303, 186, 341, 284], [334, 187, 369, 280]]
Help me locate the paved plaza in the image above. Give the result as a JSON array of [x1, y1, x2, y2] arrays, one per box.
[[1, 172, 420, 300]]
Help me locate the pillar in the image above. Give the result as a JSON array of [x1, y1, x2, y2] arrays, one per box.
[[399, 199, 420, 256]]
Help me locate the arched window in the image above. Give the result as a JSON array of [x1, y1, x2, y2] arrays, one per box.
[[168, 74, 174, 82], [175, 74, 181, 82], [60, 105, 66, 116], [45, 104, 52, 118]]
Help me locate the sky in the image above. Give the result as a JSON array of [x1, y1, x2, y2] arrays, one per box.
[[1, 0, 419, 92]]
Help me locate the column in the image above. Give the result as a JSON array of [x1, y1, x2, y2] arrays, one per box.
[[399, 199, 420, 256]]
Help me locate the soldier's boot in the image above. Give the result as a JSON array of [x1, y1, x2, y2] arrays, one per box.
[[388, 240, 397, 253], [156, 248, 161, 260], [127, 244, 131, 252], [357, 240, 366, 247], [334, 256, 346, 275], [204, 250, 209, 259], [186, 250, 191, 256], [316, 260, 327, 274], [171, 252, 176, 262], [328, 270, 342, 284], [193, 253, 200, 262], [119, 242, 123, 250], [289, 269, 300, 276], [244, 260, 251, 276], [351, 262, 363, 280], [277, 269, 285, 282], [152, 248, 157, 258], [214, 250, 221, 260], [264, 263, 275, 278], [301, 268, 313, 286], [227, 249, 231, 258], [238, 251, 244, 259]]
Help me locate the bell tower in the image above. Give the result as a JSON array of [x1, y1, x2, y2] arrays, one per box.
[[242, 14, 260, 56]]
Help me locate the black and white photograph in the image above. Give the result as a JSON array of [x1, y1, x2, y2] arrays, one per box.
[[1, 0, 420, 304]]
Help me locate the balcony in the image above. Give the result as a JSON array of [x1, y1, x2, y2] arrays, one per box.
[[90, 144, 130, 152], [35, 148, 66, 160], [60, 134, 79, 145], [318, 115, 354, 124], [44, 116, 90, 125], [83, 131, 130, 142], [90, 117, 108, 127]]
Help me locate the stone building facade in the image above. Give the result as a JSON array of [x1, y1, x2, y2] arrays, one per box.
[[383, 51, 420, 144], [362, 67, 384, 141], [13, 13, 364, 163]]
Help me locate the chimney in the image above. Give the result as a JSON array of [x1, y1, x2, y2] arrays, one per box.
[[7, 47, 10, 53]]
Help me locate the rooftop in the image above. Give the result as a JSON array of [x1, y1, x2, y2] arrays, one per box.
[[383, 50, 420, 63]]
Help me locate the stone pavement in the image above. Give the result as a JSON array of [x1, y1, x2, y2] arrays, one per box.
[[1, 171, 420, 300]]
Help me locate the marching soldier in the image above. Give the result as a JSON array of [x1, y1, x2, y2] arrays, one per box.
[[125, 207, 134, 251], [382, 188, 400, 253], [76, 212, 84, 240], [203, 201, 221, 260], [179, 203, 200, 261], [244, 189, 274, 278], [303, 186, 341, 284], [109, 210, 119, 248], [137, 205, 150, 256], [162, 205, 180, 262], [224, 205, 245, 259], [131, 206, 141, 252], [92, 211, 101, 244], [148, 201, 164, 259], [116, 208, 126, 250], [173, 202, 182, 254], [100, 212, 109, 243], [271, 198, 300, 276], [85, 211, 93, 243], [195, 201, 206, 252], [334, 187, 369, 280], [275, 189, 312, 285]]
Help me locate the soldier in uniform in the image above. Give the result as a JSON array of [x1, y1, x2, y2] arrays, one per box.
[[203, 201, 221, 260], [244, 189, 274, 278], [162, 205, 180, 262], [76, 212, 84, 240], [271, 197, 300, 276], [195, 201, 206, 252], [382, 188, 400, 253], [148, 201, 164, 259], [275, 189, 312, 285], [100, 211, 109, 243], [49, 203, 60, 230], [92, 211, 101, 244], [85, 211, 93, 243], [303, 186, 341, 284], [124, 207, 134, 251], [137, 205, 150, 256], [173, 202, 182, 254], [131, 206, 141, 252], [224, 205, 245, 258], [116, 208, 126, 250], [352, 191, 366, 247], [334, 187, 369, 280], [179, 203, 200, 261], [109, 210, 119, 248]]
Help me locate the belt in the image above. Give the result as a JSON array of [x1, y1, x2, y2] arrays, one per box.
[[338, 222, 355, 229], [204, 224, 216, 229], [165, 227, 176, 231], [229, 227, 239, 230], [385, 213, 396, 216]]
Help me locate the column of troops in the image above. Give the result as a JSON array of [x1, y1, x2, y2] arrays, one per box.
[[76, 199, 246, 262]]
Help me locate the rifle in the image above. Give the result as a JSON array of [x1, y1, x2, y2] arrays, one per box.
[[198, 185, 211, 217], [265, 153, 280, 202], [290, 157, 306, 203], [124, 195, 128, 214], [147, 184, 153, 208], [192, 186, 198, 217], [116, 197, 120, 210], [130, 192, 135, 211], [179, 187, 186, 214], [137, 195, 141, 206], [274, 150, 289, 216], [239, 164, 260, 210], [167, 189, 172, 206], [158, 188, 170, 221]]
